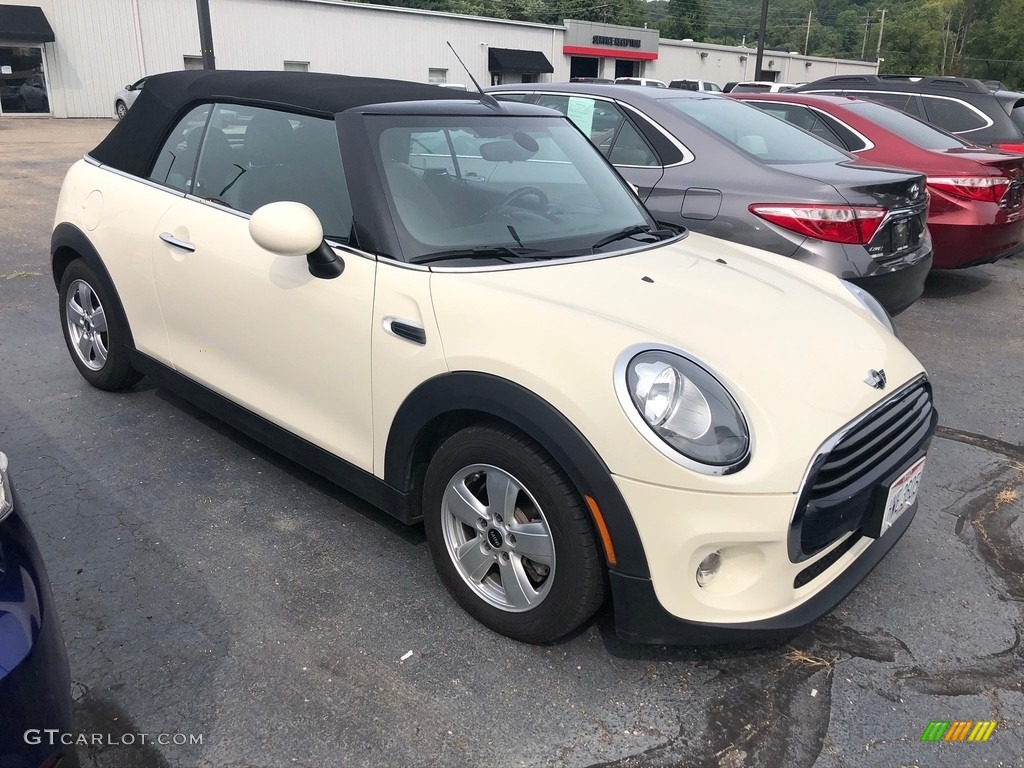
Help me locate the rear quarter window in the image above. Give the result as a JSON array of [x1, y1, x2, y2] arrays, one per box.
[[921, 96, 990, 134]]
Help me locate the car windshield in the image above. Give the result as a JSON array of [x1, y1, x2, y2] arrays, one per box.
[[369, 115, 660, 261], [846, 100, 968, 150], [663, 97, 851, 164]]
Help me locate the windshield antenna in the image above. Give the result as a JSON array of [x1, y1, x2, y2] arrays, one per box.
[[446, 41, 502, 110]]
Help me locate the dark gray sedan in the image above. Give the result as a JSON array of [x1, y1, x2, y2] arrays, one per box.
[[487, 83, 933, 315]]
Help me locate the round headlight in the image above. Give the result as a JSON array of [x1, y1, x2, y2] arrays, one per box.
[[620, 349, 750, 473]]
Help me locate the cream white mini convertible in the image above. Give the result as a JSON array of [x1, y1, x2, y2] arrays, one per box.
[[52, 71, 937, 644]]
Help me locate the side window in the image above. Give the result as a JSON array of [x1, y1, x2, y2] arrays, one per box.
[[535, 94, 658, 165], [148, 104, 211, 192], [607, 120, 659, 166], [815, 112, 868, 151], [858, 91, 924, 119], [194, 104, 352, 242], [921, 96, 989, 133]]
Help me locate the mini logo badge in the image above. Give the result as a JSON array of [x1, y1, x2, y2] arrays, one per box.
[[865, 369, 887, 389]]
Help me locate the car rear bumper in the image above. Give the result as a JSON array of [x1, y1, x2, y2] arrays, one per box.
[[930, 220, 1024, 269], [847, 247, 932, 316], [0, 485, 79, 768]]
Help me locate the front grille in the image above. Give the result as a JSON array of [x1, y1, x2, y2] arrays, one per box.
[[811, 380, 933, 501], [792, 378, 936, 560]]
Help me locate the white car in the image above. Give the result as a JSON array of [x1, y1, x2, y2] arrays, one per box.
[[614, 77, 667, 88], [668, 79, 722, 92], [52, 71, 937, 645], [113, 76, 147, 120], [729, 80, 798, 93]]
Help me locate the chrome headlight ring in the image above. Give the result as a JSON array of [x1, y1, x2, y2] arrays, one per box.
[[614, 345, 751, 476], [841, 280, 896, 335]]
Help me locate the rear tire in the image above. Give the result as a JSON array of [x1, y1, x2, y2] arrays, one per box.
[[422, 424, 606, 643], [58, 260, 142, 391]]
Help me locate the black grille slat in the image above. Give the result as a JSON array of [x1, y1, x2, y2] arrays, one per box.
[[822, 389, 926, 462], [817, 392, 926, 476], [809, 383, 931, 498], [812, 397, 931, 495], [792, 379, 935, 565]]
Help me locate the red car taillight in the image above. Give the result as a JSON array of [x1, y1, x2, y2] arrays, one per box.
[[748, 204, 886, 245], [927, 176, 1010, 203], [993, 142, 1024, 154]]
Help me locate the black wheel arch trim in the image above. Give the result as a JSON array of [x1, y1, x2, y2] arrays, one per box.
[[385, 371, 651, 579], [50, 222, 136, 349]]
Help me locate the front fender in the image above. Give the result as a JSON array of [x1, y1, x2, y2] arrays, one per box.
[[385, 371, 650, 579]]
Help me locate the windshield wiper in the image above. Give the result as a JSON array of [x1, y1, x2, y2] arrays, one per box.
[[411, 246, 548, 265], [590, 225, 661, 251]]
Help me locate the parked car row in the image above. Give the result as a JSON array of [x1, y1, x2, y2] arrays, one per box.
[[489, 76, 1024, 294], [67, 70, 937, 652]]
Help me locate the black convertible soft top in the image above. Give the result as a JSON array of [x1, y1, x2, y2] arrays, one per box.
[[91, 70, 479, 178]]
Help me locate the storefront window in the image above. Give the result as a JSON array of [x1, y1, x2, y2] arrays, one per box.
[[0, 46, 49, 114]]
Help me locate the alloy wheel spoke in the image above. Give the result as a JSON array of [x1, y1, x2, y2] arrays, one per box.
[[67, 300, 87, 324], [90, 306, 107, 333], [456, 539, 495, 583], [92, 337, 108, 366], [76, 332, 94, 362], [486, 470, 520, 521], [77, 282, 95, 312], [507, 521, 554, 566], [498, 557, 538, 609], [446, 481, 488, 528]]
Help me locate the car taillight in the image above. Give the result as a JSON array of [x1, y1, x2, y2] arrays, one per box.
[[927, 176, 1010, 203], [748, 204, 886, 245], [993, 142, 1024, 154]]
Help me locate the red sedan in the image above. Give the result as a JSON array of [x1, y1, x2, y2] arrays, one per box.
[[732, 92, 1024, 269]]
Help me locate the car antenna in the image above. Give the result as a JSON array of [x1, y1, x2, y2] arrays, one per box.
[[446, 41, 502, 110]]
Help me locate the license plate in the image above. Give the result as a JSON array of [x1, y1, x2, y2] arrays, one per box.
[[881, 457, 926, 534], [892, 219, 910, 250]]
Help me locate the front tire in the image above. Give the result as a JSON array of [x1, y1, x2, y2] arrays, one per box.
[[58, 260, 142, 391], [115, 100, 127, 120], [423, 424, 606, 643]]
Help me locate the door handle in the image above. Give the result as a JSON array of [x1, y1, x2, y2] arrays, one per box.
[[159, 232, 196, 252]]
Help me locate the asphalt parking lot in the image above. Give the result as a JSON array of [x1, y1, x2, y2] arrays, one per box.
[[1, 117, 1023, 768]]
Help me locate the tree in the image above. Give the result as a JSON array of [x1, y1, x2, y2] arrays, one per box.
[[662, 0, 709, 41]]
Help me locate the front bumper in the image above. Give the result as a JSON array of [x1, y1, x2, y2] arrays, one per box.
[[0, 483, 79, 768], [608, 380, 937, 645], [610, 499, 917, 645]]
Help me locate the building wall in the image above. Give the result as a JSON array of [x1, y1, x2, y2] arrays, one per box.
[[1, 0, 880, 118], [653, 40, 879, 86], [1, 0, 142, 117]]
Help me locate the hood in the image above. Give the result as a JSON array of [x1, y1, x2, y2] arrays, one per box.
[[429, 233, 925, 492]]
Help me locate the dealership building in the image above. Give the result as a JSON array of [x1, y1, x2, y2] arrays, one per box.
[[0, 0, 879, 119]]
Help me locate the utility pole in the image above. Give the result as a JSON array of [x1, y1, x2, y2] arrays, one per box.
[[196, 0, 216, 70], [861, 13, 871, 60], [754, 0, 769, 81], [875, 8, 886, 62], [804, 10, 812, 56], [941, 12, 950, 75]]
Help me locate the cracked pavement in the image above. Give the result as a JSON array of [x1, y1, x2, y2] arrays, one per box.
[[1, 118, 1022, 768]]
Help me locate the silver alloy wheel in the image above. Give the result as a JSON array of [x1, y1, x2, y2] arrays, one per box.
[[115, 101, 127, 120], [440, 463, 556, 612], [65, 279, 109, 371]]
